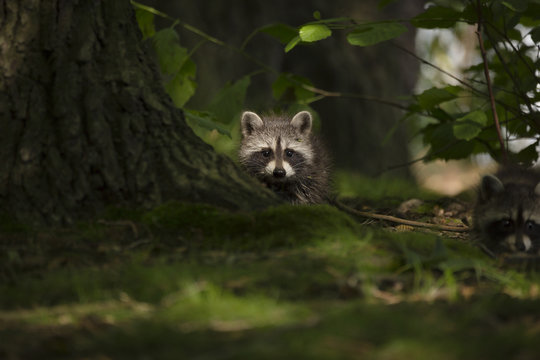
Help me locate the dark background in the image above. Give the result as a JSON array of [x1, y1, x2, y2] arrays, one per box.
[[147, 0, 425, 176]]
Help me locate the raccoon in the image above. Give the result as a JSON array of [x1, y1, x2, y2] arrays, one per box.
[[239, 111, 330, 204], [473, 166, 540, 254]]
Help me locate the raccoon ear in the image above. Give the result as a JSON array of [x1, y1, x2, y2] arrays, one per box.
[[241, 111, 264, 137], [290, 111, 312, 136], [480, 175, 504, 201]]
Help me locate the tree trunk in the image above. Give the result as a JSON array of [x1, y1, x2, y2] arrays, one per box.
[[0, 1, 278, 224]]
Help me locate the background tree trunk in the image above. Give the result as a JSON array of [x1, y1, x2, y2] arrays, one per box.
[[0, 1, 278, 224]]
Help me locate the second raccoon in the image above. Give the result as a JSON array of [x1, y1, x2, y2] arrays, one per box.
[[473, 167, 540, 254]]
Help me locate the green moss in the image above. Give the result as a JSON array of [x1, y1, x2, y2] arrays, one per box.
[[414, 202, 437, 214], [334, 171, 436, 206], [2, 199, 540, 359], [142, 202, 361, 250]]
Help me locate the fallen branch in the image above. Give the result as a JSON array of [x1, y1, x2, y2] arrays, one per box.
[[332, 199, 470, 233]]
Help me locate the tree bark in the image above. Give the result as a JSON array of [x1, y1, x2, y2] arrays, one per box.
[[0, 1, 278, 224]]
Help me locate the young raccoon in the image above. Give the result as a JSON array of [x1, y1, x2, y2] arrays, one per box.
[[473, 167, 540, 254], [239, 111, 330, 204]]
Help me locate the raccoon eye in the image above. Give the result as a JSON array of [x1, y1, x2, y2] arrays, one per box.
[[525, 221, 537, 232], [500, 219, 513, 229], [285, 149, 295, 157], [261, 149, 271, 157]]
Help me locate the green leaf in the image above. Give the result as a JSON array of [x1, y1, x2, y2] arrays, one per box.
[[347, 22, 407, 47], [135, 9, 155, 40], [152, 28, 188, 75], [272, 73, 293, 100], [284, 35, 301, 53], [184, 110, 231, 137], [423, 123, 475, 160], [530, 26, 540, 43], [411, 6, 462, 29], [502, 0, 528, 12], [520, 3, 540, 24], [313, 11, 322, 20], [207, 76, 251, 124], [415, 87, 459, 109], [516, 142, 539, 165], [520, 15, 540, 27], [151, 28, 198, 107], [165, 59, 197, 107], [452, 110, 488, 141], [299, 24, 332, 42], [272, 73, 314, 102], [260, 24, 298, 45]]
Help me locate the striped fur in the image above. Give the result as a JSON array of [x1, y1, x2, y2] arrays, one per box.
[[473, 166, 540, 254], [239, 111, 330, 204]]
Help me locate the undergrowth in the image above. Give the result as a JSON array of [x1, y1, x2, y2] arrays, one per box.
[[1, 175, 539, 359]]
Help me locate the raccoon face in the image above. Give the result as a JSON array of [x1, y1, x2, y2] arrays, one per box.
[[475, 174, 540, 253], [239, 111, 314, 183]]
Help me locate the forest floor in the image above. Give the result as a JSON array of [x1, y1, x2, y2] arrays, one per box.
[[1, 173, 540, 359]]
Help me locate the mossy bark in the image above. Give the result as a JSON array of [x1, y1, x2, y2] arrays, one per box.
[[0, 1, 278, 224]]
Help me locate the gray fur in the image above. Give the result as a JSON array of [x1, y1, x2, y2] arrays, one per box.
[[239, 111, 330, 204], [480, 174, 504, 201], [241, 111, 264, 137], [473, 166, 540, 254]]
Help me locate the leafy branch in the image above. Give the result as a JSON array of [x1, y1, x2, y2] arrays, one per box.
[[473, 0, 507, 161], [131, 1, 411, 121], [133, 0, 540, 166]]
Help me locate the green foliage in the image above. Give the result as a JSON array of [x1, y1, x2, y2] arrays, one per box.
[[286, 17, 407, 53], [151, 28, 197, 108], [275, 0, 540, 164], [406, 0, 540, 165], [184, 110, 231, 137], [132, 1, 540, 164], [134, 8, 155, 39], [410, 6, 462, 29], [272, 73, 316, 103], [346, 22, 408, 47], [259, 23, 298, 45], [299, 24, 332, 42], [453, 110, 488, 141], [334, 171, 436, 206], [206, 76, 251, 125], [132, 3, 242, 143], [142, 202, 360, 250], [414, 86, 460, 109], [3, 199, 540, 358]]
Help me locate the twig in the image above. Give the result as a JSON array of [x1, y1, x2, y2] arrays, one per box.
[[474, 0, 507, 162], [394, 39, 523, 122], [377, 139, 463, 175], [301, 85, 410, 111], [485, 21, 539, 81], [392, 43, 484, 97], [332, 200, 470, 233], [483, 28, 536, 119]]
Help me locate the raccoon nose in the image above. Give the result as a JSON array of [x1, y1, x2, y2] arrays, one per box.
[[273, 168, 286, 178], [516, 241, 526, 251]]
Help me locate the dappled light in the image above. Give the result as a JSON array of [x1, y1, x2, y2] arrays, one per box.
[[2, 0, 540, 359]]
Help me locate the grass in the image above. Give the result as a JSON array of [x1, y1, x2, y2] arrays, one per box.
[[1, 174, 539, 359]]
